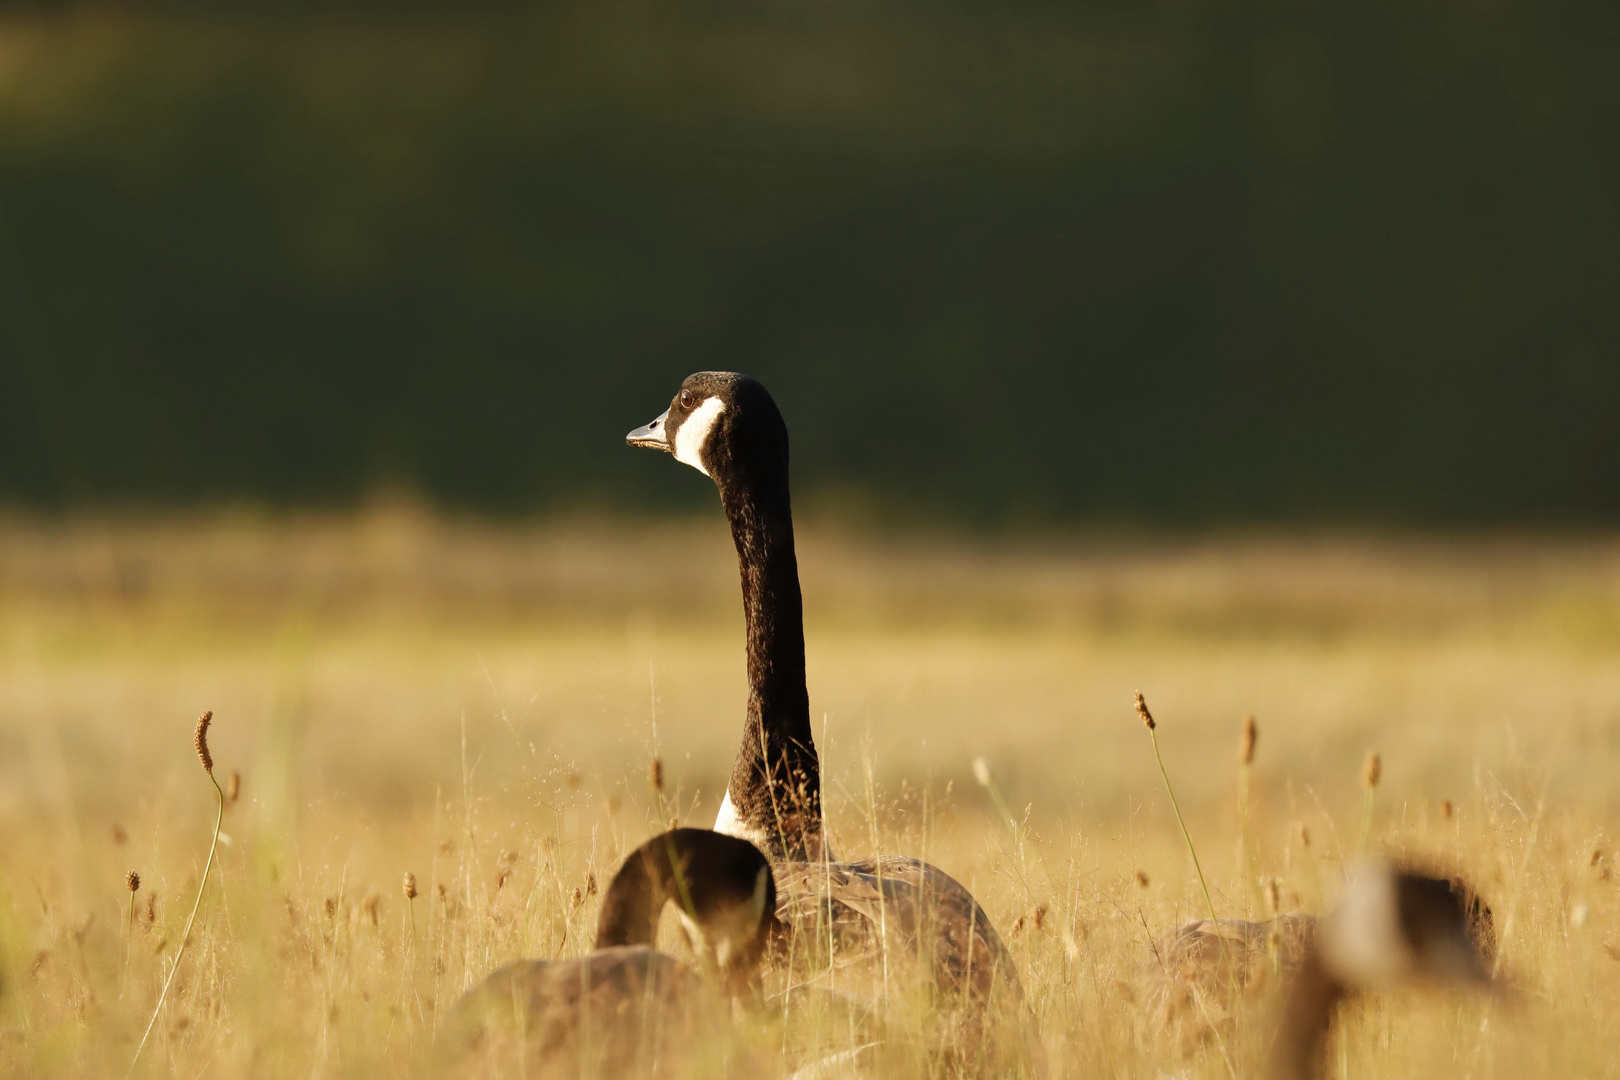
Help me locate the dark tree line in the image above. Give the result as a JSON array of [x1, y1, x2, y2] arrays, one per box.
[[1, 0, 1616, 523]]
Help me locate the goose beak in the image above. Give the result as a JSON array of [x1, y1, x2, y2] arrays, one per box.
[[626, 408, 672, 452]]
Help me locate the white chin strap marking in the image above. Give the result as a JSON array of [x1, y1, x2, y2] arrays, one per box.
[[673, 396, 726, 477], [713, 789, 746, 836], [714, 790, 768, 849]]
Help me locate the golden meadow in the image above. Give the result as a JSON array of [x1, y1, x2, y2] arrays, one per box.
[[2, 505, 1618, 1077]]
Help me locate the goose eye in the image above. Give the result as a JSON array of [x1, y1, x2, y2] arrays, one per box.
[[679, 389, 696, 411]]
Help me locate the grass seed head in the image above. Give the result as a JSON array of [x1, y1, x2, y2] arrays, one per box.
[[126, 871, 141, 893], [402, 872, 417, 900], [649, 756, 664, 792], [1134, 691, 1155, 730], [1362, 750, 1382, 790], [1239, 715, 1258, 764], [194, 710, 214, 775]]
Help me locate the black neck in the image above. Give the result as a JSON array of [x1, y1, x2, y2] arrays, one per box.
[[1268, 952, 1345, 1080], [716, 459, 822, 861]]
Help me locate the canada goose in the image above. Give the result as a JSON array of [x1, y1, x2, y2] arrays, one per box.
[[626, 372, 1034, 1070], [1144, 871, 1493, 1055], [446, 828, 777, 1079], [1270, 864, 1495, 1080]]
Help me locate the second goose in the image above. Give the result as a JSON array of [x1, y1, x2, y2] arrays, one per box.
[[446, 828, 777, 1079]]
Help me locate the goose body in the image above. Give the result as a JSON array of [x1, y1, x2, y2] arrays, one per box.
[[627, 373, 1033, 1070], [446, 828, 777, 1080]]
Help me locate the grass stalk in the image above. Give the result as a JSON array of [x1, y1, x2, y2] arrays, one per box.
[[1238, 716, 1257, 906], [1359, 751, 1381, 859], [129, 712, 224, 1078], [1135, 694, 1224, 947], [120, 873, 139, 1001], [1137, 693, 1240, 1080]]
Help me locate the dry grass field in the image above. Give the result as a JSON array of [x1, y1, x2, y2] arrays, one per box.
[[2, 504, 1618, 1077]]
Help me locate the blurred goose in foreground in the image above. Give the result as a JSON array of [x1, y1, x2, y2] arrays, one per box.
[[627, 373, 1037, 1074], [1143, 869, 1492, 1049], [1270, 864, 1496, 1080], [445, 828, 777, 1080]]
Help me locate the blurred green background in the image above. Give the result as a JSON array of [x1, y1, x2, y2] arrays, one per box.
[[0, 0, 1615, 524]]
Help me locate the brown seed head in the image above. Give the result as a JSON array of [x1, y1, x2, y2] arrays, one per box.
[[649, 756, 664, 792], [1133, 691, 1155, 731], [1239, 715, 1258, 765], [194, 710, 214, 774], [126, 871, 141, 893], [584, 871, 598, 897], [570, 886, 583, 909], [1362, 750, 1381, 790], [1440, 798, 1454, 820], [1263, 877, 1280, 915], [402, 872, 417, 900], [1134, 870, 1150, 889], [226, 770, 241, 805]]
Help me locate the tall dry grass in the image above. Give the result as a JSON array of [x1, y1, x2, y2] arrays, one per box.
[[1, 505, 1618, 1076]]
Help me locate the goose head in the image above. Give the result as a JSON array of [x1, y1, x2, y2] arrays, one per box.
[[626, 372, 789, 488], [1318, 864, 1492, 990], [595, 828, 780, 997]]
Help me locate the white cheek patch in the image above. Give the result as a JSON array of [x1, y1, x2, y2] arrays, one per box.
[[673, 396, 726, 476], [1322, 867, 1409, 988]]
